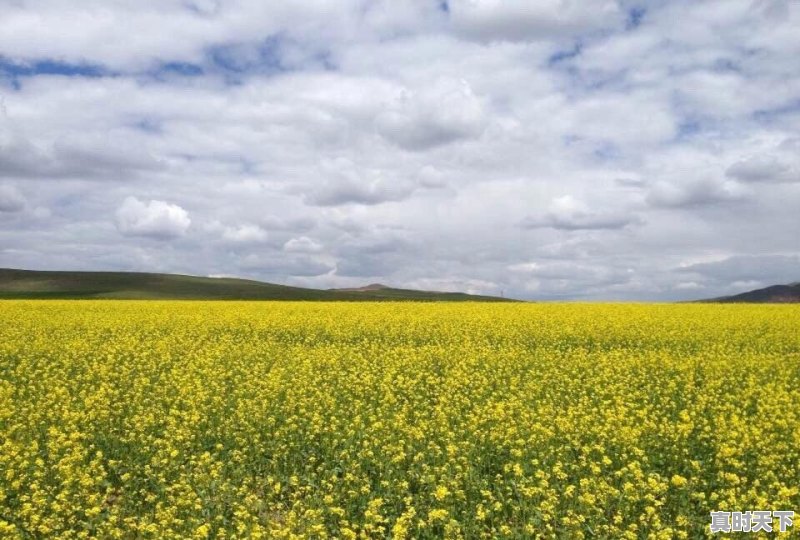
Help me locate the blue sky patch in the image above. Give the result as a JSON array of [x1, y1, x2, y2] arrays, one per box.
[[627, 7, 646, 30], [548, 43, 582, 66], [676, 119, 702, 139], [0, 57, 110, 80], [208, 36, 285, 75], [159, 62, 204, 77]]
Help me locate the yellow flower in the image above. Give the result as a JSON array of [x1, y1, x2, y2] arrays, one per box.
[[670, 475, 688, 488], [2, 301, 796, 538], [434, 485, 450, 501], [428, 509, 449, 523], [193, 524, 210, 539]]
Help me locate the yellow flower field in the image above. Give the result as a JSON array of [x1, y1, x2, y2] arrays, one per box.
[[1, 301, 798, 539]]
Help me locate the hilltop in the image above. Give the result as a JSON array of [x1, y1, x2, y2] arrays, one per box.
[[698, 282, 800, 303], [0, 268, 513, 302]]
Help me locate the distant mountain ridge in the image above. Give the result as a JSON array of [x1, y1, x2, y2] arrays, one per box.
[[331, 283, 391, 292], [0, 268, 513, 302], [699, 282, 800, 303]]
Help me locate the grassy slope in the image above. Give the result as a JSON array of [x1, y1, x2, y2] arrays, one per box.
[[705, 283, 800, 303], [0, 268, 512, 301]]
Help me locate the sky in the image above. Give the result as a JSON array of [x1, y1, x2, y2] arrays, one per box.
[[0, 0, 798, 301]]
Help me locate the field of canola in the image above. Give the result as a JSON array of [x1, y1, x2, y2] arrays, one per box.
[[1, 301, 799, 539]]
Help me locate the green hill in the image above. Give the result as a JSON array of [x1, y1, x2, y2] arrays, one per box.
[[699, 282, 800, 303], [0, 268, 513, 301]]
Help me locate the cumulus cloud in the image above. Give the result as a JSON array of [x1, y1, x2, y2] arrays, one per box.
[[115, 197, 191, 239], [307, 177, 413, 206], [563, 92, 677, 146], [335, 255, 399, 278], [417, 165, 449, 189], [221, 224, 268, 243], [1, 1, 799, 299], [0, 128, 163, 180], [646, 178, 746, 208], [507, 260, 636, 298], [677, 254, 800, 286], [204, 221, 269, 243], [240, 253, 334, 277], [305, 159, 416, 206], [375, 78, 486, 150], [726, 155, 795, 183], [0, 1, 452, 73], [522, 195, 639, 230], [404, 276, 500, 295], [449, 0, 624, 42], [284, 236, 323, 253], [332, 232, 413, 278], [726, 140, 800, 183], [0, 2, 331, 70], [0, 185, 26, 212]]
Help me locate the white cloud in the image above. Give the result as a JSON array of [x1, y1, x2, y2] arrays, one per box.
[[240, 252, 334, 277], [449, 0, 624, 42], [678, 254, 800, 283], [0, 116, 163, 180], [0, 2, 337, 70], [115, 196, 191, 239], [305, 158, 417, 206], [726, 155, 797, 183], [674, 281, 702, 290], [523, 195, 639, 230], [375, 78, 486, 150], [221, 224, 268, 243], [726, 140, 800, 183], [284, 236, 323, 253], [646, 178, 746, 208], [0, 185, 26, 212], [1, 1, 799, 299]]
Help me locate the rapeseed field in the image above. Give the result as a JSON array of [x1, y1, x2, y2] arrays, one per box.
[[1, 301, 798, 538]]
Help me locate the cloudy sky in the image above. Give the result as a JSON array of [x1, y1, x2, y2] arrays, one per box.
[[1, 0, 798, 300]]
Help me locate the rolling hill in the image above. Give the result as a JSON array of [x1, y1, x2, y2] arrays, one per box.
[[0, 268, 513, 301], [329, 283, 511, 301], [699, 282, 800, 303]]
